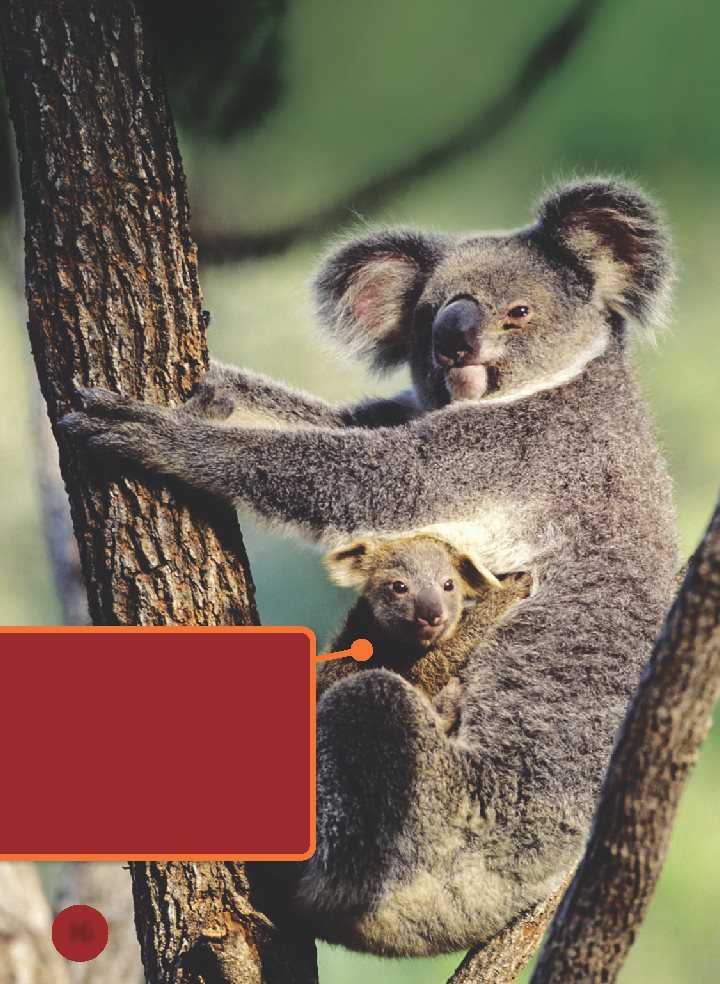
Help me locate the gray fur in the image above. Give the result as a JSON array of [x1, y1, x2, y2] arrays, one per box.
[[60, 178, 678, 956]]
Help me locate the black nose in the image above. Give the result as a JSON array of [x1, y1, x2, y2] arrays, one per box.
[[432, 297, 483, 366]]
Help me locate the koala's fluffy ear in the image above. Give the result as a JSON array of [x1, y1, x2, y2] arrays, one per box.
[[534, 178, 674, 332], [313, 230, 444, 370], [452, 550, 501, 594], [325, 540, 375, 588]]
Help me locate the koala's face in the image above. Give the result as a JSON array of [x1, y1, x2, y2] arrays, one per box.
[[412, 240, 597, 406], [362, 538, 467, 648], [325, 535, 495, 650], [314, 179, 672, 408]]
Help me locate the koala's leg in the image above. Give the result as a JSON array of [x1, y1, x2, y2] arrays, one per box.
[[312, 670, 477, 872], [297, 669, 505, 956], [183, 361, 421, 430]]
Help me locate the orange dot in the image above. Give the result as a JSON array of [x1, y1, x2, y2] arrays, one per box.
[[350, 638, 373, 662]]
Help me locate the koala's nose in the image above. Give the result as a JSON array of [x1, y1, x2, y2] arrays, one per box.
[[414, 590, 445, 628], [432, 297, 484, 367]]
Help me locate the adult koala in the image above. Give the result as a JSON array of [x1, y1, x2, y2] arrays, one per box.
[[61, 179, 678, 956]]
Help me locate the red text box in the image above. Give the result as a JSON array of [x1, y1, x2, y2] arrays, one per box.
[[0, 627, 317, 860]]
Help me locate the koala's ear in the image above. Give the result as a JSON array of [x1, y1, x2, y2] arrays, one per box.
[[312, 230, 444, 370], [453, 551, 501, 594], [325, 540, 375, 588], [534, 178, 674, 331]]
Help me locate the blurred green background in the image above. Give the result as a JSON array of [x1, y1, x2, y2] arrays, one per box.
[[1, 0, 718, 980]]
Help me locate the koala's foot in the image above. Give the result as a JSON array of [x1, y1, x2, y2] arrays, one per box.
[[433, 676, 466, 733]]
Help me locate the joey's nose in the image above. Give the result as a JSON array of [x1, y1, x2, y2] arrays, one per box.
[[415, 612, 444, 628], [414, 592, 445, 628], [432, 297, 484, 366]]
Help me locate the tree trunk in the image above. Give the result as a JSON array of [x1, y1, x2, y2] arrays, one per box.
[[0, 2, 317, 982], [0, 0, 255, 627], [530, 499, 720, 983]]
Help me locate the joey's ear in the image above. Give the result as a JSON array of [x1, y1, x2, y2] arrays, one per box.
[[324, 540, 375, 588], [534, 178, 674, 332], [313, 230, 444, 370], [453, 551, 501, 594]]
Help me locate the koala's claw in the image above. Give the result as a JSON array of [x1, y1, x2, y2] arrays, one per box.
[[72, 386, 149, 420]]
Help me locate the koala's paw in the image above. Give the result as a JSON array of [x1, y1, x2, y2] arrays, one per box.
[[181, 360, 250, 421], [58, 387, 176, 468]]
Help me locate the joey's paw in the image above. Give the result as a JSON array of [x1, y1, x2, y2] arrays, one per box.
[[433, 676, 466, 733]]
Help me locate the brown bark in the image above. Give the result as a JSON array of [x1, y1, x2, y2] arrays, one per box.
[[131, 863, 317, 984], [0, 0, 255, 627], [0, 3, 316, 983], [530, 499, 720, 983]]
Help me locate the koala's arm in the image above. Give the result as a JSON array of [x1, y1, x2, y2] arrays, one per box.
[[183, 360, 422, 430], [61, 391, 516, 542]]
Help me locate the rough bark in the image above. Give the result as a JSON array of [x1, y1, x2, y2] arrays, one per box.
[[131, 864, 317, 984], [530, 499, 720, 983], [0, 862, 70, 984], [0, 0, 256, 627], [34, 389, 89, 624], [0, 3, 317, 983]]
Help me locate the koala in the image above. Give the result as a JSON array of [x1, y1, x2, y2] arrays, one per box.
[[317, 533, 532, 722], [61, 178, 679, 956]]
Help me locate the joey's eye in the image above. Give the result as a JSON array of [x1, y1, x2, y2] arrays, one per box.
[[443, 579, 454, 592], [508, 305, 529, 318], [391, 580, 408, 595]]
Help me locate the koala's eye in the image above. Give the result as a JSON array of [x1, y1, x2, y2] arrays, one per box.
[[502, 303, 533, 328], [391, 580, 408, 595], [443, 579, 455, 592]]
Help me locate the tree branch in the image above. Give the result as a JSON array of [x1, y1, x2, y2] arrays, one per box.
[[194, 0, 604, 263], [446, 876, 572, 984], [529, 497, 720, 983]]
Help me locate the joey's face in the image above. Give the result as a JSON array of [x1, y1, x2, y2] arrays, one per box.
[[412, 240, 606, 407], [364, 540, 467, 648]]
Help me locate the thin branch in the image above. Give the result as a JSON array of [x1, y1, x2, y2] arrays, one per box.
[[447, 875, 573, 984], [194, 0, 605, 263], [529, 497, 720, 983]]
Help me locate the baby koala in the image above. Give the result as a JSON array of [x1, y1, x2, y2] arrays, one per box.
[[318, 533, 531, 728]]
